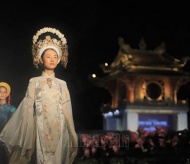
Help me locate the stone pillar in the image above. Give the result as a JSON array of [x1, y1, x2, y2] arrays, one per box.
[[127, 111, 138, 131], [177, 113, 188, 131]]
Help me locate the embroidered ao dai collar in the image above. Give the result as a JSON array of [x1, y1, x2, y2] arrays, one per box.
[[41, 72, 55, 88], [41, 71, 55, 78]]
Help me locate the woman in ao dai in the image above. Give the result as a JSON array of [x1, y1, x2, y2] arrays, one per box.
[[0, 27, 78, 164]]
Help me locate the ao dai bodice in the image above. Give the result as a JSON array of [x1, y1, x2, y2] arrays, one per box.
[[29, 72, 69, 153], [0, 103, 16, 132]]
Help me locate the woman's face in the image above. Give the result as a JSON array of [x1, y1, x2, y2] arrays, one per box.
[[40, 49, 59, 70], [0, 87, 8, 100]]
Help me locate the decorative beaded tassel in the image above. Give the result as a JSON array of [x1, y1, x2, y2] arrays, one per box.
[[8, 94, 10, 105]]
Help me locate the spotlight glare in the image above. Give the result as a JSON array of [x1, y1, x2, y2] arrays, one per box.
[[92, 74, 96, 78]]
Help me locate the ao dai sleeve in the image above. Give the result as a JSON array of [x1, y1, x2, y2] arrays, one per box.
[[25, 78, 36, 106], [62, 82, 75, 131], [0, 78, 36, 155], [61, 81, 78, 162]]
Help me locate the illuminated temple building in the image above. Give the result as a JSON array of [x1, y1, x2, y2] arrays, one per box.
[[91, 37, 190, 132]]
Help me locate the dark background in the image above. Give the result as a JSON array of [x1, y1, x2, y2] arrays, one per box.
[[1, 1, 190, 131]]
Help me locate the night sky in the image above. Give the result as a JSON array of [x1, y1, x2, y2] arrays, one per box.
[[1, 1, 190, 131]]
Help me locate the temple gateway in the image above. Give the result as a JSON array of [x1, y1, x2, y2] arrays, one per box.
[[91, 37, 190, 132]]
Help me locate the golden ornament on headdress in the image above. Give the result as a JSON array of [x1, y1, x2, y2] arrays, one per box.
[[32, 27, 68, 68]]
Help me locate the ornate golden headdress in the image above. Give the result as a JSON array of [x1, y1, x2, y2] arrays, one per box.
[[0, 82, 11, 96], [0, 82, 11, 104], [32, 27, 68, 68]]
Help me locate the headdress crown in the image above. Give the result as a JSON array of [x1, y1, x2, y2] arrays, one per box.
[[32, 27, 68, 68]]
